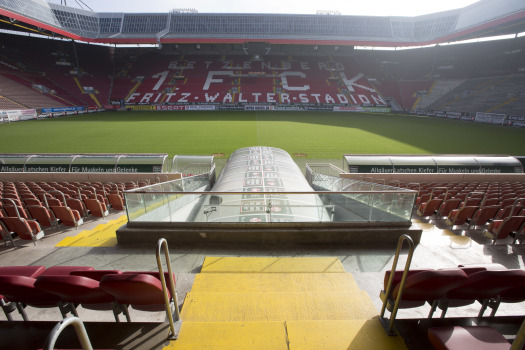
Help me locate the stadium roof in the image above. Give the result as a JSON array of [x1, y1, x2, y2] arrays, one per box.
[[0, 0, 524, 46]]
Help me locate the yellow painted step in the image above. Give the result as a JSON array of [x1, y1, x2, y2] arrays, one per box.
[[201, 257, 345, 273], [190, 273, 361, 293], [287, 319, 407, 350], [56, 216, 126, 247], [163, 319, 406, 350], [181, 290, 377, 322], [163, 321, 289, 350]]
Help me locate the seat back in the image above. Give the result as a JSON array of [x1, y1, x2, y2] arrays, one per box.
[[446, 269, 525, 300], [51, 206, 79, 227], [392, 269, 469, 301], [27, 206, 56, 228], [100, 273, 167, 311], [495, 216, 525, 240], [0, 217, 43, 243], [450, 206, 478, 225], [3, 204, 29, 220], [437, 199, 461, 217], [66, 198, 88, 218], [0, 275, 61, 306], [84, 198, 107, 218], [471, 205, 500, 226], [108, 194, 125, 211], [418, 199, 443, 217], [35, 275, 115, 305]]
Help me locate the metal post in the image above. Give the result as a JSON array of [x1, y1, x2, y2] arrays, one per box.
[[156, 238, 181, 340], [379, 234, 415, 335]]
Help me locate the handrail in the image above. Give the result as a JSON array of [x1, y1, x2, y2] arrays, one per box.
[[0, 198, 21, 219], [379, 234, 415, 336], [156, 238, 181, 340], [125, 190, 418, 195], [43, 317, 93, 350]]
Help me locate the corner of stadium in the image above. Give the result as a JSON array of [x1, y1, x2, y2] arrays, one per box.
[[0, 0, 524, 348]]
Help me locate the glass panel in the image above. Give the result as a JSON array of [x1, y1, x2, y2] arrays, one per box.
[[124, 185, 416, 224]]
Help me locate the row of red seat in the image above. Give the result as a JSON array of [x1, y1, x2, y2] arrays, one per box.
[[382, 263, 525, 349], [381, 263, 525, 319], [0, 180, 141, 245], [0, 265, 175, 322]]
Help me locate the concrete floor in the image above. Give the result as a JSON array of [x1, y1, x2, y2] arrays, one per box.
[[1, 210, 525, 324]]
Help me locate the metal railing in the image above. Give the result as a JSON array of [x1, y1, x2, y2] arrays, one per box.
[[156, 238, 181, 340], [379, 234, 415, 336], [43, 317, 93, 350], [124, 189, 416, 224]]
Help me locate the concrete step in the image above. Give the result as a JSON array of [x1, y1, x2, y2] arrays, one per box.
[[200, 256, 346, 273], [167, 319, 407, 350], [181, 290, 378, 322], [190, 272, 361, 293]]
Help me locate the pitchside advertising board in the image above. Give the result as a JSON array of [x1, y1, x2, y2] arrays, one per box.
[[508, 115, 525, 127], [129, 104, 392, 112], [0, 155, 166, 173], [0, 164, 163, 173], [345, 156, 524, 174]]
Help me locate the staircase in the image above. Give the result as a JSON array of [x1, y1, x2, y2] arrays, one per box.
[[167, 257, 407, 349], [417, 79, 464, 110]]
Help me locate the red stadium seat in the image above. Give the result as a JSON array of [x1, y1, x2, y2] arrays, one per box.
[[434, 269, 525, 317], [50, 206, 84, 229], [380, 269, 468, 314], [100, 273, 172, 313], [445, 206, 479, 228], [0, 217, 44, 246], [83, 198, 109, 219], [484, 216, 525, 244], [468, 205, 500, 228], [27, 205, 59, 230], [34, 275, 127, 320]]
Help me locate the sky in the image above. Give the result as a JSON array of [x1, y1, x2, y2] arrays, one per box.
[[46, 0, 482, 16]]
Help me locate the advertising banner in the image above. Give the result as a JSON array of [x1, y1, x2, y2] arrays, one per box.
[[41, 106, 85, 113]]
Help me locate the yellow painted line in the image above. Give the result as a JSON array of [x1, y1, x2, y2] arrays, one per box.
[[163, 321, 289, 350], [190, 273, 361, 293], [73, 76, 84, 93], [125, 81, 142, 101], [56, 216, 127, 247], [201, 257, 345, 273], [427, 81, 437, 95], [486, 96, 518, 113], [181, 290, 377, 322], [89, 93, 101, 107], [411, 96, 421, 111], [287, 319, 407, 350]]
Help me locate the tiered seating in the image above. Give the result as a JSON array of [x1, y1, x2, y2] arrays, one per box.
[[381, 264, 525, 319], [0, 180, 135, 245], [409, 181, 525, 243], [0, 198, 44, 246], [0, 74, 67, 108], [118, 54, 384, 106], [0, 265, 175, 322]]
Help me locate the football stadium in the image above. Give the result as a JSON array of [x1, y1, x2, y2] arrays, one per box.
[[0, 0, 525, 348]]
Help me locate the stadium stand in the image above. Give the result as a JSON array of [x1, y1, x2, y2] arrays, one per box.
[[0, 0, 525, 348], [0, 31, 524, 115]]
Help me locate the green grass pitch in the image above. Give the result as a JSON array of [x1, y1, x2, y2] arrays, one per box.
[[0, 111, 523, 159]]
